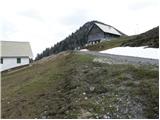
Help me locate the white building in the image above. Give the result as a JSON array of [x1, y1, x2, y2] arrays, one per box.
[[0, 41, 33, 71]]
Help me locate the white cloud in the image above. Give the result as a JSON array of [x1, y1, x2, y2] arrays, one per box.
[[0, 0, 159, 58]]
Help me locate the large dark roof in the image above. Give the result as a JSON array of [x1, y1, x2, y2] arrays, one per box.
[[91, 20, 126, 36]]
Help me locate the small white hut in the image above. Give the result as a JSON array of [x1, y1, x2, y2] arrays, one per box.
[[0, 41, 33, 71]]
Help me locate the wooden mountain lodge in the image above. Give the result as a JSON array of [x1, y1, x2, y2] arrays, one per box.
[[87, 21, 125, 44]]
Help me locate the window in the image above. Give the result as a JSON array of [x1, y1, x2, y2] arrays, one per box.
[[17, 58, 21, 64], [1, 58, 3, 64]]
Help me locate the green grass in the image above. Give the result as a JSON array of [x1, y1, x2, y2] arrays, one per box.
[[121, 26, 159, 48], [85, 36, 130, 51], [85, 26, 159, 51], [1, 51, 159, 119]]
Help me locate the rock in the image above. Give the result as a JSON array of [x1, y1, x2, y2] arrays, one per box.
[[103, 115, 108, 118], [83, 92, 86, 95], [66, 110, 69, 114], [128, 115, 132, 119], [44, 105, 48, 108], [89, 86, 95, 92], [44, 110, 47, 114], [93, 58, 113, 64], [79, 109, 92, 119], [106, 112, 110, 115], [116, 107, 119, 111], [103, 114, 111, 119], [95, 101, 99, 104], [84, 97, 88, 100], [41, 116, 47, 119], [116, 114, 119, 118]]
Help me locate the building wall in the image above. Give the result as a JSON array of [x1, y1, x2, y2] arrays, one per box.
[[0, 57, 29, 71], [88, 25, 104, 42], [104, 33, 120, 40], [87, 24, 121, 43]]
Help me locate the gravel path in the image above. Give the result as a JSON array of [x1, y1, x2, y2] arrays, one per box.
[[77, 51, 159, 66]]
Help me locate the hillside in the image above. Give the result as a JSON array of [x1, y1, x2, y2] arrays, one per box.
[[36, 22, 158, 61], [2, 51, 159, 119], [35, 20, 125, 60], [35, 21, 94, 60], [86, 26, 159, 51], [121, 26, 159, 48]]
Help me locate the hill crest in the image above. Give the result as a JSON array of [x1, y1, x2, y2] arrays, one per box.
[[35, 20, 125, 60]]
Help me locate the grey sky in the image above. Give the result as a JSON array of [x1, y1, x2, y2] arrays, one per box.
[[0, 0, 159, 57]]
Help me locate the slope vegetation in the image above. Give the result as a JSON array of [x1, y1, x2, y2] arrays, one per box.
[[35, 20, 125, 60], [86, 26, 159, 51], [122, 26, 159, 48], [1, 51, 159, 119], [85, 36, 129, 51]]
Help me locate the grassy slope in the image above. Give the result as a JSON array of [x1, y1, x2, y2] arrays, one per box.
[[85, 26, 159, 51], [85, 36, 131, 51], [122, 26, 159, 48], [1, 51, 159, 119]]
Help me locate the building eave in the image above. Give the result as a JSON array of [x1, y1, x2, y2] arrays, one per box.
[[0, 56, 30, 58]]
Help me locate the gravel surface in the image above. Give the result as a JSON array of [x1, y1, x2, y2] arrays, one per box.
[[77, 51, 159, 66]]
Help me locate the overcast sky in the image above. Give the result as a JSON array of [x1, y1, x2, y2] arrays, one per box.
[[0, 0, 159, 57]]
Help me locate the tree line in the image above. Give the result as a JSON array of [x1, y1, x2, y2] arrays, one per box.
[[35, 21, 95, 60]]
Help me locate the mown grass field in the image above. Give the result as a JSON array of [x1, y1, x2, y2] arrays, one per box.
[[1, 51, 159, 119]]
